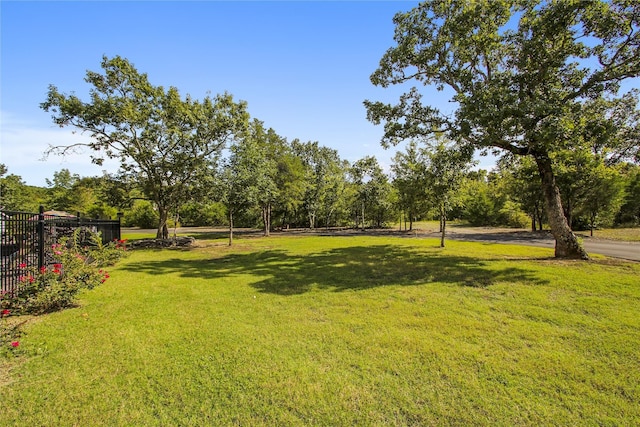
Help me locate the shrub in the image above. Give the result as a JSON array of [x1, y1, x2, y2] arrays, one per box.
[[498, 201, 531, 228], [123, 200, 159, 228], [6, 228, 127, 315]]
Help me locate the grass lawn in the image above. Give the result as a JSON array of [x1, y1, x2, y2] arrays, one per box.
[[1, 235, 639, 425], [585, 227, 640, 242]]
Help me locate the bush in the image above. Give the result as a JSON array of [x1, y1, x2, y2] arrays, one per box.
[[179, 201, 226, 226], [4, 228, 127, 315], [124, 201, 159, 228], [498, 201, 531, 228]]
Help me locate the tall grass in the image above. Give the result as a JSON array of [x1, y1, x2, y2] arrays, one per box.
[[1, 235, 639, 425]]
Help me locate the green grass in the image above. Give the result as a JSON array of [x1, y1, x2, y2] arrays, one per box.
[[584, 227, 640, 242], [2, 235, 639, 425]]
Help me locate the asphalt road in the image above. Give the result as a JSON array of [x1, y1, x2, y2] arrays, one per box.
[[446, 229, 640, 262]]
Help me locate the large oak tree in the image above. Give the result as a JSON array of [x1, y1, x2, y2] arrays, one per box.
[[365, 0, 640, 259], [41, 56, 249, 239]]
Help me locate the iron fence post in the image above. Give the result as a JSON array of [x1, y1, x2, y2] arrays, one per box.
[[117, 212, 123, 241], [38, 205, 45, 270]]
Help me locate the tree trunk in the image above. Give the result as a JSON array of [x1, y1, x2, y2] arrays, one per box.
[[361, 201, 366, 231], [157, 207, 169, 239], [262, 204, 271, 237], [325, 208, 334, 231], [440, 204, 446, 248], [534, 154, 589, 259], [309, 212, 315, 229], [228, 209, 233, 246], [535, 204, 544, 231]]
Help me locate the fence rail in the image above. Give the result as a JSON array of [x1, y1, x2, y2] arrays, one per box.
[[0, 207, 121, 296]]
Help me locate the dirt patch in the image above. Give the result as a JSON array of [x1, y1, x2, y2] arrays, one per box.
[[128, 236, 196, 249]]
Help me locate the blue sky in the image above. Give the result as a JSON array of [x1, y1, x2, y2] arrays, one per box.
[[2, 0, 441, 186], [1, 0, 468, 187]]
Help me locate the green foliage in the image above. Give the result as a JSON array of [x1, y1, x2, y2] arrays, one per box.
[[293, 140, 350, 229], [616, 164, 640, 226], [391, 141, 430, 229], [351, 156, 395, 228], [365, 0, 640, 258], [460, 178, 500, 226], [2, 229, 127, 316], [123, 200, 159, 229], [179, 201, 226, 227], [498, 200, 531, 229], [0, 165, 45, 212], [45, 169, 82, 212], [41, 56, 249, 239], [499, 157, 546, 230]]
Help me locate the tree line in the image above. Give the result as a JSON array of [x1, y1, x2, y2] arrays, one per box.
[[2, 145, 638, 239]]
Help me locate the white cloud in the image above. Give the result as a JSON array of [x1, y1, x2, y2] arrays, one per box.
[[0, 111, 120, 186]]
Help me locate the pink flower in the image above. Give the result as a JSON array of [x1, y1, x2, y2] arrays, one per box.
[[40, 266, 47, 274], [1, 309, 10, 317], [11, 341, 19, 348], [19, 263, 27, 269]]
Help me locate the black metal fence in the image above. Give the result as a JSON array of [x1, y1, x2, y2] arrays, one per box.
[[0, 207, 121, 296]]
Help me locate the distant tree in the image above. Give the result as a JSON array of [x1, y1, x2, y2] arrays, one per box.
[[273, 148, 308, 230], [220, 121, 280, 243], [350, 156, 394, 229], [424, 140, 473, 247], [499, 157, 546, 231], [45, 169, 83, 213], [616, 164, 640, 226], [391, 141, 429, 231], [123, 200, 159, 229], [41, 56, 248, 239], [578, 163, 626, 235], [293, 141, 348, 229], [459, 175, 500, 227], [0, 165, 44, 212], [239, 120, 281, 236], [365, 1, 640, 259], [554, 150, 601, 229]]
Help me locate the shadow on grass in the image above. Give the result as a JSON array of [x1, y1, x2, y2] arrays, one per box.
[[119, 244, 548, 295]]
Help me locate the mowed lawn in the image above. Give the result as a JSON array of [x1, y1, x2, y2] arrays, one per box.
[[1, 235, 639, 425]]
